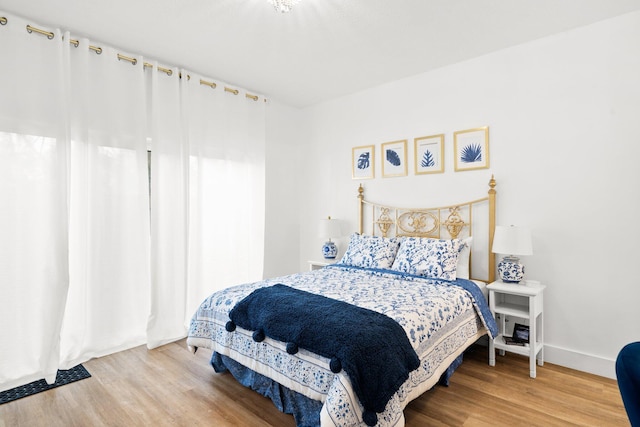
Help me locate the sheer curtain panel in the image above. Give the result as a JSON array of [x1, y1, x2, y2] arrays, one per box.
[[183, 74, 266, 319], [0, 16, 69, 391], [0, 10, 267, 390], [59, 39, 151, 368], [146, 63, 188, 349], [147, 73, 266, 347]]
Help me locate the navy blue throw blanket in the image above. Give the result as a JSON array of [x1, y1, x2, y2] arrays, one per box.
[[227, 284, 421, 426]]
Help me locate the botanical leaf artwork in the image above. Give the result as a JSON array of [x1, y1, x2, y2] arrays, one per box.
[[420, 150, 435, 168], [357, 152, 370, 170], [386, 149, 401, 166], [460, 143, 482, 163]]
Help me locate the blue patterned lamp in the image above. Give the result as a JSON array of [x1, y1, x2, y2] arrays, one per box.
[[319, 216, 341, 259], [492, 225, 533, 283]]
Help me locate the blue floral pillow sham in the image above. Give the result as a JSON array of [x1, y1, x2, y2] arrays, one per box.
[[390, 237, 464, 281], [339, 233, 400, 269]]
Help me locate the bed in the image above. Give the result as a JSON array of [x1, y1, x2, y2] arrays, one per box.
[[187, 177, 499, 427]]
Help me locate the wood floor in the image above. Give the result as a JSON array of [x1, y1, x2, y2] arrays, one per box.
[[0, 339, 628, 427]]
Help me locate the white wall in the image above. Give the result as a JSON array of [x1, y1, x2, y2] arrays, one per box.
[[295, 11, 640, 378], [263, 100, 304, 279]]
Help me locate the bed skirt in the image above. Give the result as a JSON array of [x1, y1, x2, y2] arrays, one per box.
[[212, 352, 323, 426], [210, 351, 463, 427]]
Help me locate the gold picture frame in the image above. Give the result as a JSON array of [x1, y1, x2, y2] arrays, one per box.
[[414, 134, 444, 175], [352, 145, 375, 179], [381, 140, 408, 178], [454, 127, 489, 172]]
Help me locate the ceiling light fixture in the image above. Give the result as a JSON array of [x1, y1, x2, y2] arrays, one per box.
[[269, 0, 301, 13]]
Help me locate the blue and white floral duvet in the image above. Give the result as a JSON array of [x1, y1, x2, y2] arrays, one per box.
[[187, 265, 496, 427]]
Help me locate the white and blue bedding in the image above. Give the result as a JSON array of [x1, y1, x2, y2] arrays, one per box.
[[187, 264, 497, 427]]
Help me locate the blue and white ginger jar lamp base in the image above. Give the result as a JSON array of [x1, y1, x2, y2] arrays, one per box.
[[498, 256, 525, 283], [322, 240, 337, 259]]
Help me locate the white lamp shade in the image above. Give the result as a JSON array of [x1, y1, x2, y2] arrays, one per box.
[[319, 217, 341, 239], [492, 225, 533, 256]]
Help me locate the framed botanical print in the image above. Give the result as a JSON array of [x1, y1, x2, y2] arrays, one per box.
[[381, 140, 408, 178], [414, 134, 444, 175], [454, 126, 489, 171], [352, 145, 375, 179]]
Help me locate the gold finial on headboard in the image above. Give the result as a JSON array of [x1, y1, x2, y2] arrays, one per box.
[[489, 174, 496, 194]]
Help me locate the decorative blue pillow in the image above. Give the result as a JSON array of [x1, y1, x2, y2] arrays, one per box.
[[339, 233, 400, 269], [391, 237, 464, 280]]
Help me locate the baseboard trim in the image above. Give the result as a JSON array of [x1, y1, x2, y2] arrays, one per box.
[[544, 344, 616, 379], [475, 338, 617, 380]]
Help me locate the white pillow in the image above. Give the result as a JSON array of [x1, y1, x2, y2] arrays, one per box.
[[456, 237, 473, 280], [391, 237, 464, 281], [339, 233, 400, 269]]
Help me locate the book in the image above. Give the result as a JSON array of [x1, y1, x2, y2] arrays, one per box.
[[504, 336, 526, 346]]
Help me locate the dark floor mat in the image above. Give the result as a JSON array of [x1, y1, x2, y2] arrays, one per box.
[[0, 365, 91, 405]]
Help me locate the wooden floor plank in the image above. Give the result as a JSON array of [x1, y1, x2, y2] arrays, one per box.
[[0, 340, 627, 426]]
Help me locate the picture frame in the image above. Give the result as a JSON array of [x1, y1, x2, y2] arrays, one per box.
[[414, 134, 444, 175], [352, 145, 375, 179], [381, 139, 407, 178], [453, 126, 489, 172]]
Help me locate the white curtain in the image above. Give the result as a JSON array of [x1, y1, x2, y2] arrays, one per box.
[[0, 11, 266, 391], [60, 39, 151, 367], [182, 74, 266, 318], [146, 72, 266, 347], [0, 17, 69, 389], [146, 63, 189, 349]]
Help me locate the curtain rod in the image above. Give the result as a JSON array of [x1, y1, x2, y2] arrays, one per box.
[[18, 21, 266, 102], [69, 38, 103, 54], [26, 24, 54, 39]]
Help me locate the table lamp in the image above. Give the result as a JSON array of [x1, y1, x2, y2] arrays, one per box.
[[492, 225, 533, 283], [319, 216, 341, 259]]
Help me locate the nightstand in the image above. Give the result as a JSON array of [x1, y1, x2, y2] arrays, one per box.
[[308, 260, 335, 271], [487, 280, 545, 378]]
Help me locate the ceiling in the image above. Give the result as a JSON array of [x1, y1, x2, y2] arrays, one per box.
[[2, 0, 640, 108]]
